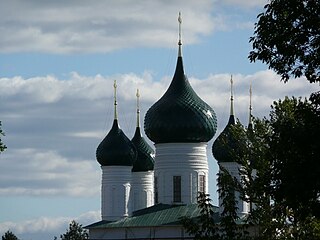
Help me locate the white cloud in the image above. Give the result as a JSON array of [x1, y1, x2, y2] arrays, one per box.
[[0, 70, 318, 198], [0, 69, 318, 239], [0, 210, 100, 240], [0, 148, 100, 197], [218, 0, 267, 9], [0, 0, 216, 53]]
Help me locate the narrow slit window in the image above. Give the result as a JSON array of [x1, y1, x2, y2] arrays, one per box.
[[173, 176, 181, 203], [154, 176, 158, 204], [199, 175, 206, 193]]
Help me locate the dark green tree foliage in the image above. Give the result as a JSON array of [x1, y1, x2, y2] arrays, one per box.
[[249, 0, 320, 83], [242, 97, 320, 239], [183, 96, 320, 239], [2, 231, 19, 240], [234, 120, 276, 239], [217, 167, 241, 240], [224, 98, 320, 239], [181, 192, 219, 239], [268, 96, 320, 224], [60, 220, 88, 240], [0, 121, 6, 152]]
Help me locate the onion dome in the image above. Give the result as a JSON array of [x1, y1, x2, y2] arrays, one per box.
[[212, 76, 242, 163], [144, 13, 217, 144], [96, 81, 136, 166], [131, 90, 155, 172]]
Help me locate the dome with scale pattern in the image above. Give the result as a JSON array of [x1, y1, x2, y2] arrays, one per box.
[[131, 126, 154, 172], [96, 119, 136, 166], [144, 49, 217, 144]]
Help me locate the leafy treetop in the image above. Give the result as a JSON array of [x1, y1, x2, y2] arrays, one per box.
[[0, 121, 6, 153], [249, 0, 320, 83], [2, 231, 19, 240]]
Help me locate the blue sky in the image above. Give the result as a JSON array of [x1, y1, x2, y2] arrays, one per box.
[[0, 1, 318, 239]]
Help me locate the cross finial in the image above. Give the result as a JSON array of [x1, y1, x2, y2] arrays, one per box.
[[136, 89, 140, 127], [113, 80, 118, 120], [230, 75, 234, 116], [249, 83, 253, 125], [178, 12, 182, 57], [230, 75, 234, 98], [178, 12, 182, 46], [249, 83, 252, 110]]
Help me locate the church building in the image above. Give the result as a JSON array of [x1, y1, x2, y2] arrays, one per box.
[[86, 13, 250, 240]]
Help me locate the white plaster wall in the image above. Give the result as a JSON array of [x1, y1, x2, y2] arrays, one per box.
[[218, 162, 250, 217], [101, 166, 132, 221], [131, 171, 154, 212], [154, 142, 209, 205]]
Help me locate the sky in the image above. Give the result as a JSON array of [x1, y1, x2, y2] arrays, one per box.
[[0, 1, 319, 239]]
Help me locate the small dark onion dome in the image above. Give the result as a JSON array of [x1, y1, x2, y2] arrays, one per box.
[[212, 114, 239, 163], [96, 119, 137, 166], [131, 126, 155, 172], [213, 77, 245, 163], [97, 80, 137, 166], [144, 52, 217, 143], [213, 77, 244, 163]]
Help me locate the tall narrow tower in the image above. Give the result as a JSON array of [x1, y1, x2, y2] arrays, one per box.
[[131, 89, 155, 212], [144, 13, 217, 205], [96, 81, 137, 221], [212, 76, 249, 217]]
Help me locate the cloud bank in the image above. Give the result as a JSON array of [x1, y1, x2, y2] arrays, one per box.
[[0, 69, 317, 240], [0, 0, 268, 54], [0, 70, 318, 198], [0, 0, 215, 53], [0, 210, 100, 240]]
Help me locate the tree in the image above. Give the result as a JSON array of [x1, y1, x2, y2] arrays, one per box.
[[59, 220, 89, 240], [267, 96, 320, 239], [249, 0, 320, 83], [231, 120, 275, 239], [2, 231, 19, 240], [182, 170, 249, 240], [183, 96, 320, 239], [216, 96, 320, 239], [181, 192, 219, 239], [0, 121, 6, 153], [217, 167, 248, 240], [240, 96, 320, 239]]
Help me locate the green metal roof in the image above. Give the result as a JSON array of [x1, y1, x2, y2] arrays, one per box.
[[96, 120, 136, 166], [144, 54, 217, 144], [131, 127, 154, 172], [86, 204, 220, 229]]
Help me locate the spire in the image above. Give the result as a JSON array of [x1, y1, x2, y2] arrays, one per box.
[[230, 75, 234, 116], [248, 83, 253, 128], [113, 80, 118, 120], [178, 12, 182, 57], [144, 12, 217, 144], [136, 89, 140, 128], [132, 88, 155, 173]]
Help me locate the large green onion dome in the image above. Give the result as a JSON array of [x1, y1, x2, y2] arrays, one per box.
[[96, 119, 137, 166], [144, 49, 217, 144], [131, 126, 154, 172]]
